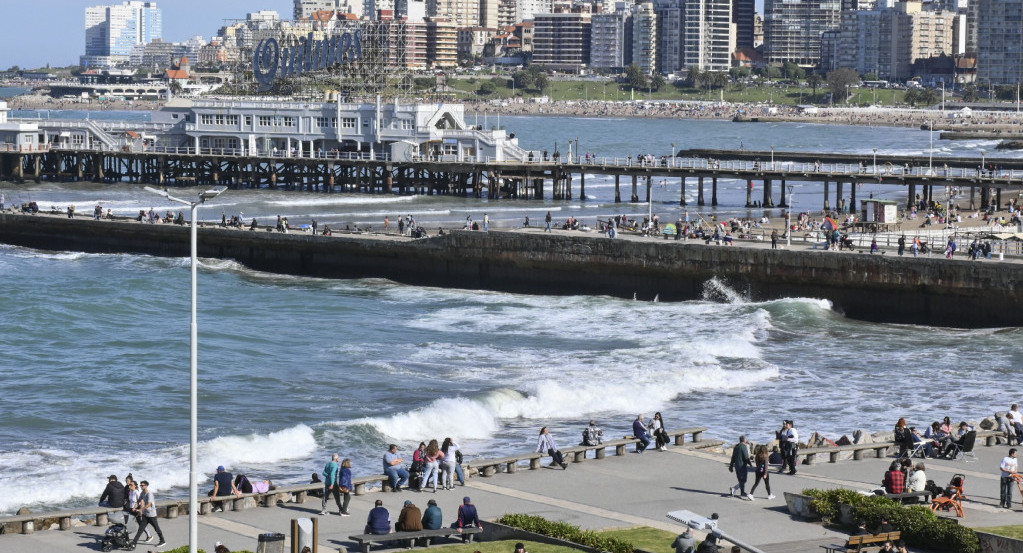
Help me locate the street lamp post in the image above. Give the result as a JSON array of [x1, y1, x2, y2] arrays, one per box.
[[786, 185, 795, 248], [873, 148, 878, 176], [928, 121, 934, 173], [144, 185, 226, 553], [981, 150, 987, 176], [771, 146, 775, 170]]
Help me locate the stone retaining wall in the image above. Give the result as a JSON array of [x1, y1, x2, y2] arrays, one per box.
[[1, 213, 1020, 327]]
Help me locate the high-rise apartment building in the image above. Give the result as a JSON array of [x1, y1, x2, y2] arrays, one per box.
[[763, 0, 841, 66], [82, 1, 162, 67], [732, 0, 754, 50], [295, 0, 342, 18], [631, 2, 657, 74], [533, 8, 592, 71], [830, 1, 957, 81], [590, 10, 631, 70], [428, 0, 482, 27], [975, 0, 1023, 85], [683, 0, 734, 71], [655, 0, 682, 75]]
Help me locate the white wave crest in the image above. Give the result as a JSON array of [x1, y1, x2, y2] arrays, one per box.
[[0, 424, 316, 515]]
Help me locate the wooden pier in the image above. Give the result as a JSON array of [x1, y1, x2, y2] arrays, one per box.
[[2, 147, 1022, 210]]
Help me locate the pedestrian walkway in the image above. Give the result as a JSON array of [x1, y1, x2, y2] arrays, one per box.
[[1, 439, 1018, 553]]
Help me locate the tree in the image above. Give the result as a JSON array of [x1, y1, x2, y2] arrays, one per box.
[[781, 61, 805, 80], [624, 64, 648, 91], [532, 72, 549, 94], [961, 84, 979, 103], [995, 85, 1017, 101], [650, 73, 665, 92], [512, 70, 534, 91], [477, 80, 497, 95], [710, 72, 729, 90], [827, 68, 860, 102], [807, 73, 824, 97], [729, 66, 751, 80]]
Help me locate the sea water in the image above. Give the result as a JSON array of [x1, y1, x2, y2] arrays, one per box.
[[0, 115, 1020, 515]]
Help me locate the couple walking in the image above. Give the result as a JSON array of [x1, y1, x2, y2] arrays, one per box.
[[728, 436, 774, 501]]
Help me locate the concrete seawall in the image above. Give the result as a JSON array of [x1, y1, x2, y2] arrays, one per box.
[[1, 213, 1020, 327]]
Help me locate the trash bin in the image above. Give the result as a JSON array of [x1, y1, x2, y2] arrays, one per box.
[[256, 532, 285, 553]]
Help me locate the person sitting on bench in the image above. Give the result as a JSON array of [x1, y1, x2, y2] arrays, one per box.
[[452, 497, 481, 542], [365, 499, 391, 535]]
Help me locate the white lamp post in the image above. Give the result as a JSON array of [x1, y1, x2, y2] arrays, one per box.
[[144, 185, 226, 553], [786, 185, 795, 248], [981, 150, 987, 176], [873, 148, 878, 176], [771, 146, 775, 170]]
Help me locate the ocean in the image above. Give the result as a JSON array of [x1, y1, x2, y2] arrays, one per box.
[[0, 114, 1020, 515]]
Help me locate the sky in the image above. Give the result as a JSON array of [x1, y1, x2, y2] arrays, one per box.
[[0, 1, 294, 70]]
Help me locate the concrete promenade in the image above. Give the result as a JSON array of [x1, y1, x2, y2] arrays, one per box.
[[3, 439, 1019, 553]]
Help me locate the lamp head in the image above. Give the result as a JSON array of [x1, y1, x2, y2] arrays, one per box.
[[200, 186, 227, 202]]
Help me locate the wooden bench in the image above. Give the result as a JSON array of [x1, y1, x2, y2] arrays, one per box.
[[821, 530, 901, 552], [798, 443, 892, 465], [349, 527, 482, 553]]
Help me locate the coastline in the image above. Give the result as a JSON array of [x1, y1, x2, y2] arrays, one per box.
[[7, 89, 1023, 134]]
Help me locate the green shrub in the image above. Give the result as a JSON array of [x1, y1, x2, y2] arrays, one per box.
[[800, 489, 980, 553], [498, 514, 633, 553]]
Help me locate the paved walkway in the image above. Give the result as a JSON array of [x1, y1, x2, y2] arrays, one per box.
[[2, 441, 1018, 553]]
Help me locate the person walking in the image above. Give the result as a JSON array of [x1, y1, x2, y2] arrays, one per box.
[[779, 420, 799, 475], [124, 477, 152, 543], [728, 435, 753, 500], [544, 211, 552, 232], [320, 453, 342, 515], [536, 427, 567, 469], [748, 444, 775, 500], [130, 481, 166, 548], [1000, 448, 1018, 509], [771, 229, 779, 249], [338, 458, 353, 516]]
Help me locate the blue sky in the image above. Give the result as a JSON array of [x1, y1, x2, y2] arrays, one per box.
[[2, 1, 293, 69]]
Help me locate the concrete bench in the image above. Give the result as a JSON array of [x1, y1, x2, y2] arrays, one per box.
[[885, 491, 932, 504], [0, 506, 124, 534], [822, 530, 901, 553], [798, 442, 892, 465], [976, 429, 1012, 446], [349, 527, 482, 553], [471, 453, 544, 477]]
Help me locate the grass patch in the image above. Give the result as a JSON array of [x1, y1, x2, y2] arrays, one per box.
[[596, 527, 679, 553], [401, 540, 596, 553], [977, 526, 1023, 539]]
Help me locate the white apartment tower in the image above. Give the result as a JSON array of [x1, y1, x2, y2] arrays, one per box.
[[975, 0, 1023, 85], [683, 0, 734, 71], [82, 1, 162, 68], [632, 2, 657, 75]]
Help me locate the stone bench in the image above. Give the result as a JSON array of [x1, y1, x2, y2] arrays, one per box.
[[470, 453, 545, 477], [884, 490, 932, 505], [798, 442, 892, 465], [349, 527, 482, 553]]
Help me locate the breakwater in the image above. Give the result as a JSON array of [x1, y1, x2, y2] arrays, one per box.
[[0, 213, 1019, 327]]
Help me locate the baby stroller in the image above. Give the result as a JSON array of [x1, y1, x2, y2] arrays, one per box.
[[101, 523, 132, 551], [930, 473, 966, 517]]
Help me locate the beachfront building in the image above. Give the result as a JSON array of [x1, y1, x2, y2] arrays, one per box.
[[732, 0, 755, 50], [763, 0, 841, 66], [426, 18, 459, 67], [974, 0, 1023, 85], [828, 1, 957, 81], [532, 9, 592, 71], [682, 0, 734, 72], [631, 2, 657, 75], [82, 1, 163, 68], [0, 103, 42, 152], [655, 0, 682, 75], [590, 11, 631, 71], [150, 98, 527, 161]]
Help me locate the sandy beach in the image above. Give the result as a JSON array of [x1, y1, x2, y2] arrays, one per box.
[[7, 89, 1023, 133]]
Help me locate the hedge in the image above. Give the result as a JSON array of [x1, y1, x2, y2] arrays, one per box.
[[802, 488, 979, 553], [497, 514, 634, 553]]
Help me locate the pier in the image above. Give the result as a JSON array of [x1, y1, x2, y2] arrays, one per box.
[[1, 147, 1022, 210]]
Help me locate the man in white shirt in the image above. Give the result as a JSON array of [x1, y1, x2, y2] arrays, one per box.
[[1007, 405, 1023, 443], [1000, 448, 1018, 509]]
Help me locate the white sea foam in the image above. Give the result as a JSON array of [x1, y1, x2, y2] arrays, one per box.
[[0, 424, 316, 514]]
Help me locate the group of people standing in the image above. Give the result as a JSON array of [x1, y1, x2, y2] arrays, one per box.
[[726, 420, 799, 501], [98, 473, 166, 548], [381, 439, 466, 493]]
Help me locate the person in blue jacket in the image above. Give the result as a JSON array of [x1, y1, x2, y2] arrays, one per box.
[[365, 499, 391, 535]]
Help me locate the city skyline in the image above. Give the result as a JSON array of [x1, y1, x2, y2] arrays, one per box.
[[1, 0, 293, 69]]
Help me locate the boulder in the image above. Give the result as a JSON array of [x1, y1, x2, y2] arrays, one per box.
[[873, 431, 894, 442], [981, 417, 996, 430], [71, 519, 86, 528], [16, 507, 31, 516], [853, 430, 874, 444]]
